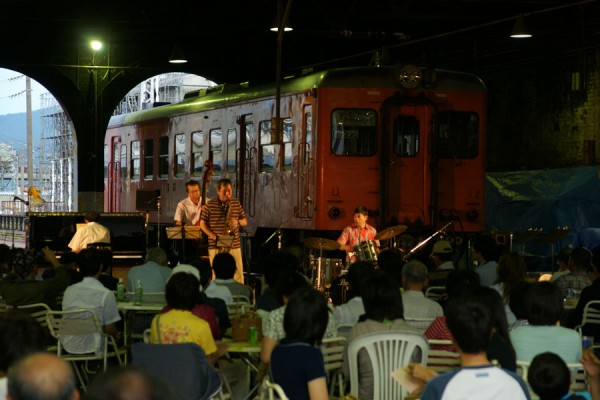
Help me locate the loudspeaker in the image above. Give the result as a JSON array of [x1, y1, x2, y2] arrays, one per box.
[[136, 190, 160, 211]]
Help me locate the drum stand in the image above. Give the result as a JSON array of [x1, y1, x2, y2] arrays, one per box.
[[315, 244, 324, 291]]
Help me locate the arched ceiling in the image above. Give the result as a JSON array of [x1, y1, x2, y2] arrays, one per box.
[[0, 0, 598, 192]]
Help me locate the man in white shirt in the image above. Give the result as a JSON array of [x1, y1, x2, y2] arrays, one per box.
[[62, 248, 121, 354], [402, 260, 443, 331], [68, 211, 110, 253], [174, 180, 203, 226], [472, 235, 499, 287]]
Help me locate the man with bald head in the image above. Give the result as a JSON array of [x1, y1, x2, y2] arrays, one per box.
[[7, 352, 79, 400]]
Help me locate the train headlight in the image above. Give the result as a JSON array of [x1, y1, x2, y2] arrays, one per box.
[[328, 207, 342, 219], [466, 209, 479, 221], [398, 66, 422, 89]]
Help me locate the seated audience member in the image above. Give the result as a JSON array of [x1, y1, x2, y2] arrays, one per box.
[[42, 251, 82, 285], [194, 258, 231, 333], [96, 249, 118, 291], [376, 247, 404, 286], [428, 240, 455, 288], [551, 246, 573, 282], [566, 247, 600, 338], [166, 264, 221, 339], [0, 243, 11, 278], [555, 247, 593, 294], [0, 311, 49, 399], [402, 260, 443, 331], [425, 269, 480, 352], [508, 281, 533, 331], [261, 271, 337, 365], [271, 286, 329, 400], [510, 281, 581, 363], [150, 272, 226, 364], [256, 251, 294, 312], [86, 365, 180, 400], [472, 234, 499, 287], [528, 352, 592, 400], [491, 250, 527, 325], [7, 352, 80, 400], [333, 260, 374, 327], [0, 247, 69, 309], [410, 295, 529, 400], [126, 247, 171, 293], [62, 248, 122, 353], [342, 270, 422, 400], [207, 252, 252, 301]]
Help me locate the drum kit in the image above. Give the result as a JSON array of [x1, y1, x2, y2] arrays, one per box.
[[301, 224, 408, 291]]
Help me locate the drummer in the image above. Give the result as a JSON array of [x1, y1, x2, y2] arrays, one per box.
[[337, 206, 379, 264]]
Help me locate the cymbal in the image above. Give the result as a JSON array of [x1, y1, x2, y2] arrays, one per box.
[[302, 237, 340, 251], [375, 225, 408, 241]]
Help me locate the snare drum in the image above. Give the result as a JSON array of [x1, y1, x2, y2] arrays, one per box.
[[354, 240, 379, 262]]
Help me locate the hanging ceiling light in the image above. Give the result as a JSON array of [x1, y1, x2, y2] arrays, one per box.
[[510, 15, 532, 38], [169, 43, 188, 64], [270, 18, 293, 32]]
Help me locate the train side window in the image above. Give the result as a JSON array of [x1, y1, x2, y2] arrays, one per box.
[[210, 128, 222, 176], [304, 112, 312, 165], [144, 139, 154, 180], [174, 133, 185, 178], [282, 118, 292, 172], [227, 128, 237, 173], [120, 144, 127, 180], [393, 116, 420, 157], [103, 144, 108, 180], [245, 122, 255, 148], [331, 109, 377, 156], [259, 120, 275, 173], [131, 141, 140, 180], [159, 137, 169, 179], [437, 111, 479, 159], [191, 131, 203, 177]]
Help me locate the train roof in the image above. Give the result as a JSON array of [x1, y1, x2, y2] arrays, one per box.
[[108, 66, 486, 127]]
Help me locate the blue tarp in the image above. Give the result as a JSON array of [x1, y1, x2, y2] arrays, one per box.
[[485, 166, 600, 270]]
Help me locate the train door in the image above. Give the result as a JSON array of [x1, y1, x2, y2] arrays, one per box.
[[108, 136, 121, 212], [383, 102, 435, 227]]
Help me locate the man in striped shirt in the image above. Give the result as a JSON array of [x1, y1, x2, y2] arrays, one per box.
[[200, 178, 247, 283]]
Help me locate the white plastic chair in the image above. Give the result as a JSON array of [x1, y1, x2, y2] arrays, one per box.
[[321, 336, 347, 398], [517, 360, 587, 395], [425, 286, 446, 301], [259, 377, 289, 400], [403, 317, 436, 332], [16, 303, 56, 350], [575, 300, 600, 351], [46, 309, 125, 390], [347, 331, 429, 400]]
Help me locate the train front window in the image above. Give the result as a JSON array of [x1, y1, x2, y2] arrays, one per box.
[[393, 116, 420, 157], [227, 129, 237, 173], [131, 141, 140, 180], [283, 118, 292, 172], [331, 109, 377, 156], [437, 111, 479, 159], [210, 129, 222, 176], [191, 131, 203, 177], [174, 133, 185, 178], [144, 139, 153, 180]]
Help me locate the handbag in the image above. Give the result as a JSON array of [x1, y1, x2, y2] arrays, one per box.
[[231, 311, 262, 342]]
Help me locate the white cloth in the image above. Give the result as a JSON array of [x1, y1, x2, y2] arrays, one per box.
[[68, 222, 111, 252], [174, 197, 202, 226], [437, 261, 455, 270], [61, 277, 121, 354], [0, 377, 6, 400], [333, 296, 365, 327], [204, 281, 234, 303], [402, 290, 444, 331]]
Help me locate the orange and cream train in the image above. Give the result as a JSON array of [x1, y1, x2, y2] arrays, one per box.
[[104, 65, 487, 259]]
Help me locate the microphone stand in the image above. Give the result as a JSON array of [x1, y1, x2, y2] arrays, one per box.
[[261, 202, 306, 249], [156, 195, 161, 247], [403, 221, 453, 261]]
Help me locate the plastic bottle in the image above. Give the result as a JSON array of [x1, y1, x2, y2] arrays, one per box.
[[134, 279, 143, 305], [117, 278, 126, 301]]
